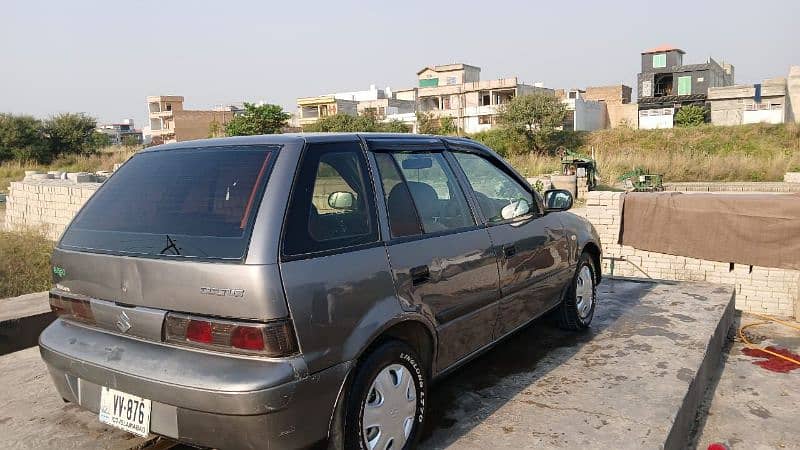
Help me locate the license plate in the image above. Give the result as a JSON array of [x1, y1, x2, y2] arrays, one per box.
[[99, 387, 151, 437]]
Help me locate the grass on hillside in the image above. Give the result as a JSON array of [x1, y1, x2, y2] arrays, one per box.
[[506, 123, 800, 184], [0, 228, 54, 299], [0, 145, 137, 193]]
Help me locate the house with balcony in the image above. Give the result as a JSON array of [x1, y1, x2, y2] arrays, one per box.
[[415, 64, 552, 134], [636, 45, 734, 129], [147, 95, 237, 144], [296, 84, 415, 126]]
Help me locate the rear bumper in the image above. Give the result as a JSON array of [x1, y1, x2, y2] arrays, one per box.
[[39, 319, 352, 449]]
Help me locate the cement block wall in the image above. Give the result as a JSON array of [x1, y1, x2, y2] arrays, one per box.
[[4, 179, 100, 240], [583, 191, 799, 318]]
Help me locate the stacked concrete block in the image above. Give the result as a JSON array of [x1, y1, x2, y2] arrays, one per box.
[[785, 172, 800, 183], [584, 191, 800, 317], [4, 178, 101, 241]]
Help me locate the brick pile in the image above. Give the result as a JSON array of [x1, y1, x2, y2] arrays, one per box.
[[4, 177, 101, 240], [584, 191, 799, 317]]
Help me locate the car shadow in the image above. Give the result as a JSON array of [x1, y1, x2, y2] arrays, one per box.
[[418, 277, 655, 449]]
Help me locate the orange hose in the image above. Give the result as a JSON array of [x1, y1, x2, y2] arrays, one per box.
[[738, 313, 800, 366]]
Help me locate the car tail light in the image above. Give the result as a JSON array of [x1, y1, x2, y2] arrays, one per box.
[[165, 313, 297, 357], [49, 292, 96, 325]]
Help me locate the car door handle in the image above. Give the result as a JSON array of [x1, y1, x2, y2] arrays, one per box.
[[503, 245, 517, 258], [410, 265, 430, 286]]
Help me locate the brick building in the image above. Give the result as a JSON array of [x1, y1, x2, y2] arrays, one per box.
[[147, 95, 237, 144]]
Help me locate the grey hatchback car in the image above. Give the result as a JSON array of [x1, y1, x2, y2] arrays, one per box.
[[40, 133, 602, 450]]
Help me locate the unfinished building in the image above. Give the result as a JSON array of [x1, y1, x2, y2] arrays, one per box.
[[147, 96, 237, 144], [416, 63, 552, 134], [637, 45, 734, 129], [709, 67, 800, 126]]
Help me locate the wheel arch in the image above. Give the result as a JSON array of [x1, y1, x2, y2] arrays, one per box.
[[581, 241, 602, 284]]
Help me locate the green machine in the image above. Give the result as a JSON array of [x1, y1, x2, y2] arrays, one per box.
[[619, 168, 664, 192]]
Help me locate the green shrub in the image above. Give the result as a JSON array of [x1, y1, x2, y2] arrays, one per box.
[[674, 105, 707, 127]]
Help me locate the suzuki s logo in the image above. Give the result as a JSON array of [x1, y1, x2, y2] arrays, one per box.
[[200, 287, 245, 298], [115, 311, 132, 333]]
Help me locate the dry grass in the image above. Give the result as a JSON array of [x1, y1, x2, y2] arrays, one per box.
[[0, 228, 54, 298], [0, 145, 137, 193], [508, 123, 800, 184]]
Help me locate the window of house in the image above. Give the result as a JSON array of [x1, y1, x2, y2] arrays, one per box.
[[165, 104, 172, 111], [283, 142, 378, 257], [442, 97, 450, 109], [677, 76, 692, 95], [480, 93, 491, 106], [652, 53, 667, 68], [453, 152, 535, 223], [478, 115, 493, 125]]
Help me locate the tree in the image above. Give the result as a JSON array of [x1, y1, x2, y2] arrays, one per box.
[[439, 116, 458, 135], [674, 105, 707, 127], [304, 114, 411, 133], [416, 112, 438, 135], [497, 93, 567, 153], [43, 113, 101, 156], [0, 114, 47, 161], [225, 103, 290, 136]]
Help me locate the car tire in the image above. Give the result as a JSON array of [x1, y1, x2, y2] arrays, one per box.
[[558, 252, 597, 331], [344, 340, 427, 450]]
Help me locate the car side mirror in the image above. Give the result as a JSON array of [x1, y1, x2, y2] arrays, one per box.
[[544, 189, 573, 212], [500, 198, 531, 220], [327, 191, 355, 210]]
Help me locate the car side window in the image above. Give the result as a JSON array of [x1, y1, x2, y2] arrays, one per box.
[[453, 152, 535, 223], [283, 142, 378, 257], [374, 153, 424, 238], [389, 152, 475, 234]]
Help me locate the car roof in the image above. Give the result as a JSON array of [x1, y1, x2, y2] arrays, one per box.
[[141, 133, 483, 153]]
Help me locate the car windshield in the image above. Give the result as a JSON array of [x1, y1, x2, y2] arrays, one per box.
[[59, 145, 278, 261]]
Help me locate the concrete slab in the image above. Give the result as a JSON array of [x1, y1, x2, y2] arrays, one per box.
[[0, 347, 155, 449], [0, 291, 49, 322], [419, 278, 734, 450], [0, 292, 53, 355], [695, 313, 800, 450]]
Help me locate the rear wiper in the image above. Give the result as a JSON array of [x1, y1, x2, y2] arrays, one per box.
[[160, 234, 182, 255]]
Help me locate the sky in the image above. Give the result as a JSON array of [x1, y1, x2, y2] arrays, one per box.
[[1, 0, 797, 129]]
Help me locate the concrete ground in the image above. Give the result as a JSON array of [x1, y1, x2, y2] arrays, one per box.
[[0, 279, 734, 450], [0, 347, 154, 449], [417, 279, 733, 449], [694, 313, 800, 450]]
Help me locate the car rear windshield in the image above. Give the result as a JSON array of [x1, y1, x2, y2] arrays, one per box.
[[59, 145, 278, 261]]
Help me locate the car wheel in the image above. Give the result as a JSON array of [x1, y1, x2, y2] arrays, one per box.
[[558, 252, 597, 330], [344, 340, 427, 450]]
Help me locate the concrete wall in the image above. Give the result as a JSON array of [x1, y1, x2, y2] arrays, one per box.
[[785, 172, 800, 183], [173, 110, 234, 142], [584, 85, 632, 104], [639, 108, 674, 129], [571, 97, 607, 131], [583, 191, 799, 318], [4, 178, 101, 240], [607, 103, 639, 128], [785, 66, 800, 123]]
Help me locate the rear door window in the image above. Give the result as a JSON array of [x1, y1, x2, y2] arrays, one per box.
[[282, 141, 379, 258], [378, 152, 474, 235], [59, 145, 277, 260]]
